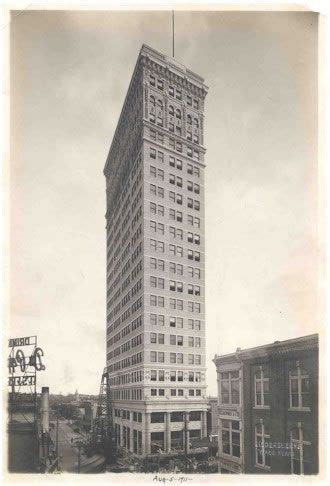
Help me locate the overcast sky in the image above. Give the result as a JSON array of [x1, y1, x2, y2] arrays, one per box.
[[10, 10, 319, 395]]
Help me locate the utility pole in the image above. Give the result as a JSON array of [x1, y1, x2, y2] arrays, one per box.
[[56, 405, 59, 471], [184, 411, 189, 472], [172, 10, 175, 58], [77, 443, 82, 474]]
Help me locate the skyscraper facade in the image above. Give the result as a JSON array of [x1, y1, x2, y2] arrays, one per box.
[[104, 45, 208, 455]]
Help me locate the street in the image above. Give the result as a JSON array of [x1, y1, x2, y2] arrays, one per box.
[[49, 418, 85, 473]]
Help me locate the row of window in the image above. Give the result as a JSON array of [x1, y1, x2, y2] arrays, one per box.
[[110, 388, 143, 400], [150, 295, 201, 313], [150, 370, 202, 382], [219, 363, 311, 410], [149, 126, 201, 160], [150, 388, 202, 397], [150, 241, 202, 263], [149, 74, 200, 110], [109, 370, 143, 386], [114, 409, 143, 423], [150, 314, 202, 330], [150, 332, 202, 347], [220, 419, 312, 475], [150, 259, 201, 279], [148, 142, 201, 179], [150, 351, 202, 365], [107, 351, 143, 371], [150, 277, 201, 296]]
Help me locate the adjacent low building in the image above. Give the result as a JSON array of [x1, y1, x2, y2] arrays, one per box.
[[213, 334, 318, 475]]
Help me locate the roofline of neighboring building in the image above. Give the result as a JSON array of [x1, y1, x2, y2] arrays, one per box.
[[104, 43, 208, 175], [213, 333, 319, 364]]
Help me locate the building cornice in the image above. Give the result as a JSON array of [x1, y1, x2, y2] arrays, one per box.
[[213, 334, 319, 366]]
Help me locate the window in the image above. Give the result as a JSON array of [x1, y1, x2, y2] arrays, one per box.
[[255, 422, 271, 468], [189, 389, 195, 396], [188, 336, 194, 347], [150, 166, 156, 177], [255, 366, 270, 407], [150, 202, 156, 214], [195, 355, 201, 365], [178, 390, 183, 397], [159, 370, 164, 381], [170, 371, 176, 382], [289, 362, 310, 409], [157, 79, 163, 90], [150, 332, 157, 344], [221, 420, 241, 458], [177, 353, 183, 364], [158, 352, 164, 363], [169, 156, 175, 167], [170, 335, 176, 345], [150, 184, 156, 195], [178, 371, 183, 382], [150, 75, 156, 86], [220, 370, 240, 405], [151, 412, 164, 423], [151, 389, 157, 396], [170, 353, 176, 364], [150, 148, 156, 159], [150, 351, 157, 362], [188, 354, 194, 365], [150, 129, 156, 141], [177, 335, 183, 346], [290, 425, 312, 474], [151, 370, 157, 381], [189, 371, 194, 382], [171, 412, 183, 422]]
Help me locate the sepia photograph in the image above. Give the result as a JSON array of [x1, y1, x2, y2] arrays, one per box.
[[2, 1, 326, 482]]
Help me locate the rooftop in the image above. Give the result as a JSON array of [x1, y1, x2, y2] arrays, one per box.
[[213, 333, 318, 363]]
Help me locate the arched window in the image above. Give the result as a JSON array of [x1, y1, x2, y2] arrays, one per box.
[[169, 105, 174, 116], [150, 95, 155, 106], [157, 99, 163, 109], [193, 117, 199, 128], [187, 114, 192, 125], [176, 108, 181, 119]]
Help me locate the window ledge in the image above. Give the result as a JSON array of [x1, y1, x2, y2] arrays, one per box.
[[288, 407, 311, 412], [253, 406, 270, 410]]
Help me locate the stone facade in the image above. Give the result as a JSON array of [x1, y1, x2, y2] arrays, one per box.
[[104, 45, 208, 455]]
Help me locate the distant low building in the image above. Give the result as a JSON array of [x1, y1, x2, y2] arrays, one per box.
[[213, 334, 318, 475]]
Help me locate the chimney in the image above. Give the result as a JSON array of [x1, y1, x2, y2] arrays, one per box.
[[40, 387, 49, 433]]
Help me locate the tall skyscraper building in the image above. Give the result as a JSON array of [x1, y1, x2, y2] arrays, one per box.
[[104, 44, 208, 456]]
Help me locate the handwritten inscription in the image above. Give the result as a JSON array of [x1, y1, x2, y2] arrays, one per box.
[[153, 475, 192, 484]]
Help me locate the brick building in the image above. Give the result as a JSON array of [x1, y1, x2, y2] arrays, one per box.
[[104, 44, 208, 456], [213, 334, 318, 474]]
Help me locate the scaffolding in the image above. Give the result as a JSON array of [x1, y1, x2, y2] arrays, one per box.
[[91, 368, 116, 465]]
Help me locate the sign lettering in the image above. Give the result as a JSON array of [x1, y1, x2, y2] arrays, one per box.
[[8, 375, 36, 387]]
